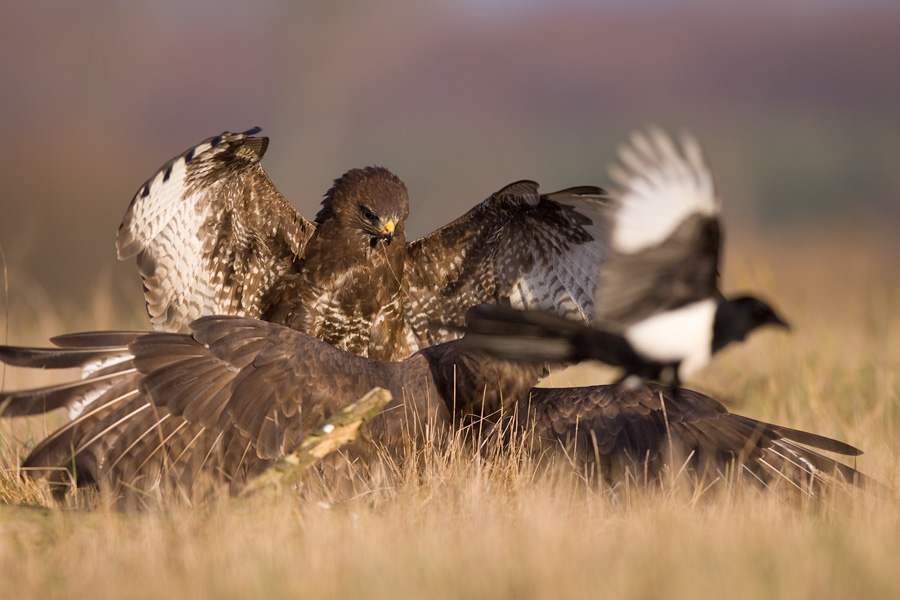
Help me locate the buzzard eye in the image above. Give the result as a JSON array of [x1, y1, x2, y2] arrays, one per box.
[[361, 206, 376, 221]]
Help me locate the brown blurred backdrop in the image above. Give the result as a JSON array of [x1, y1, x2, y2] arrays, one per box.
[[1, 0, 898, 330]]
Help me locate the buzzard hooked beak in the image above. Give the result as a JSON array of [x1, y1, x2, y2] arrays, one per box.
[[379, 220, 395, 244], [367, 219, 396, 248]]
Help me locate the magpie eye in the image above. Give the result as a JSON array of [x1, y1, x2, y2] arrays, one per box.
[[361, 206, 376, 221]]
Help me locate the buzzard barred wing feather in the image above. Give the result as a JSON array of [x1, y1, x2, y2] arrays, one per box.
[[404, 181, 610, 347], [1, 318, 867, 505], [118, 129, 315, 332]]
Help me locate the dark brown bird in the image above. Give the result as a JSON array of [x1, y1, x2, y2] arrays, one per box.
[[118, 128, 610, 360], [0, 316, 865, 506]]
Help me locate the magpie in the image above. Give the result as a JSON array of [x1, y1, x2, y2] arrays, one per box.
[[464, 127, 789, 387]]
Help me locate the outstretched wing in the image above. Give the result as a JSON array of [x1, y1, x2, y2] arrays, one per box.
[[404, 181, 610, 348], [596, 128, 721, 328], [117, 129, 315, 333], [0, 317, 393, 502], [1, 325, 870, 501], [133, 317, 384, 459], [527, 384, 866, 493]]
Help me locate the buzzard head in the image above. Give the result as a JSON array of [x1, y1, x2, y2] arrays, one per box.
[[317, 166, 409, 248]]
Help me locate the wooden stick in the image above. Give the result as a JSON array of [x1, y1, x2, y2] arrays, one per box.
[[240, 387, 392, 497]]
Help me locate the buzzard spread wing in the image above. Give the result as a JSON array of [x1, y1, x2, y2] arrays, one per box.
[[1, 321, 867, 503], [404, 181, 610, 347], [1, 317, 389, 492], [117, 129, 315, 333], [127, 317, 385, 460], [528, 384, 863, 488]]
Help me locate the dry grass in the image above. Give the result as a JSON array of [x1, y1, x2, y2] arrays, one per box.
[[1, 230, 899, 600]]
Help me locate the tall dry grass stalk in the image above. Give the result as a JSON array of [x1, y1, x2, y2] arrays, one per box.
[[1, 230, 898, 599]]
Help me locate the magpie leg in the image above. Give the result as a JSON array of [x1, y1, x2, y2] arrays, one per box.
[[658, 365, 684, 404], [668, 382, 684, 406]]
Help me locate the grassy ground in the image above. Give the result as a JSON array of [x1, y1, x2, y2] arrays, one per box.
[[1, 229, 898, 600]]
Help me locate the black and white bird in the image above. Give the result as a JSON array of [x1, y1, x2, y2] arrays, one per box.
[[465, 128, 789, 387]]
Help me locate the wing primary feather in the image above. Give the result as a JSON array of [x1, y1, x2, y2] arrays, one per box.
[[769, 422, 863, 456], [50, 331, 143, 348], [0, 345, 125, 369], [0, 370, 137, 417]]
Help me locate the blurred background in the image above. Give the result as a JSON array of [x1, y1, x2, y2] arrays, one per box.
[[1, 0, 898, 335]]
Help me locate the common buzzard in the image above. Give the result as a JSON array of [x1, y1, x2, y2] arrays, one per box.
[[1, 316, 865, 506], [118, 128, 609, 360]]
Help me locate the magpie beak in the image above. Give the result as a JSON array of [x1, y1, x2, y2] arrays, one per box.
[[770, 313, 791, 331]]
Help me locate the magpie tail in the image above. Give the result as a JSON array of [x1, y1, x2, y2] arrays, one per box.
[[462, 304, 630, 365]]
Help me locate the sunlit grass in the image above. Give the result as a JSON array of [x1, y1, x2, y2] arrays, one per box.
[[1, 230, 898, 599]]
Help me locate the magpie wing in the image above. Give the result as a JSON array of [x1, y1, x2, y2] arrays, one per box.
[[595, 128, 721, 328]]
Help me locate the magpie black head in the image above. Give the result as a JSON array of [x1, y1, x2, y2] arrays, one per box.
[[712, 295, 790, 353]]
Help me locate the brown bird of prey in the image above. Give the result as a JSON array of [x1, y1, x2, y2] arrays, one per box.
[[1, 315, 865, 507], [117, 128, 609, 360]]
